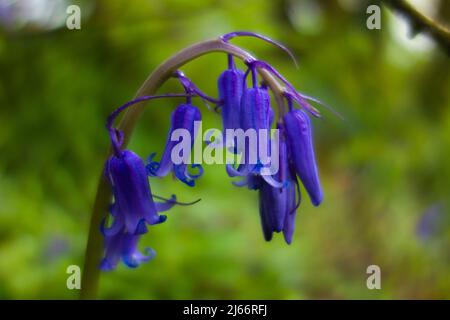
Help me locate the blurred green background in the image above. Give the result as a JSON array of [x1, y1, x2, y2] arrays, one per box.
[[0, 0, 449, 299]]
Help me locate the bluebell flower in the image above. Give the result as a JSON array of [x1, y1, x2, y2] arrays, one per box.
[[147, 103, 203, 186], [103, 149, 175, 236], [240, 85, 273, 149], [283, 104, 323, 206], [237, 84, 271, 166], [258, 126, 300, 243], [226, 64, 282, 189], [259, 180, 298, 243], [218, 55, 245, 133], [100, 228, 155, 271]]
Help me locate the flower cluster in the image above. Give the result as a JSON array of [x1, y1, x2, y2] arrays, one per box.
[[217, 52, 323, 244], [100, 32, 325, 270]]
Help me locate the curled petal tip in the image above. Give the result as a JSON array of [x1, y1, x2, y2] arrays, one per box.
[[226, 164, 247, 177], [158, 215, 167, 223], [122, 256, 139, 268], [146, 154, 160, 176], [174, 166, 196, 187], [144, 247, 157, 257], [187, 164, 204, 179]]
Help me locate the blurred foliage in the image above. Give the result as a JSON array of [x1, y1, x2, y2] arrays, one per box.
[[0, 0, 449, 299]]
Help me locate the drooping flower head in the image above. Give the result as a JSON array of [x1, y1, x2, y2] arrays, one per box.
[[147, 104, 203, 186], [103, 149, 174, 236], [145, 71, 219, 187], [96, 32, 329, 273]]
